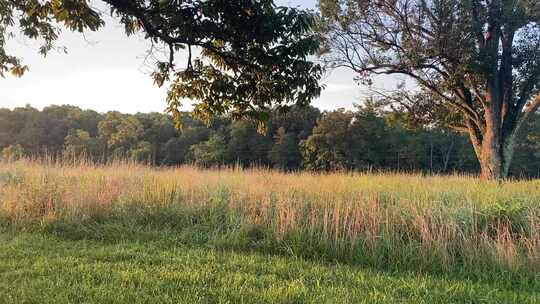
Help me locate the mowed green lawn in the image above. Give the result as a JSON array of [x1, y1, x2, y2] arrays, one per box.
[[0, 229, 537, 304]]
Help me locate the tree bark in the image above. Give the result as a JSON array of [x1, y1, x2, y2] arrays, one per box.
[[477, 141, 503, 180], [472, 105, 528, 180], [479, 107, 503, 180], [475, 130, 519, 180]]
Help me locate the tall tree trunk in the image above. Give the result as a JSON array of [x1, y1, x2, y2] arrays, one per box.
[[479, 109, 503, 180], [478, 141, 503, 180], [472, 120, 518, 181], [477, 135, 517, 180]]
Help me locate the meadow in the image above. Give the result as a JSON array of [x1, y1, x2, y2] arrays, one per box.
[[1, 160, 539, 303]]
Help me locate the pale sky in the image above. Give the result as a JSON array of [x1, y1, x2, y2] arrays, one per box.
[[0, 0, 391, 114]]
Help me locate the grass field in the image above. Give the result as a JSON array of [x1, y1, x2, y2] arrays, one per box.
[[1, 160, 539, 303]]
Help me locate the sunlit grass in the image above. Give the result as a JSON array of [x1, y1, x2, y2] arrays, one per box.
[[1, 159, 540, 302], [1, 232, 537, 304]]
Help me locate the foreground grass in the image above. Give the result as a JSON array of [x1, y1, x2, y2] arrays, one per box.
[[1, 160, 540, 302], [1, 228, 538, 304]]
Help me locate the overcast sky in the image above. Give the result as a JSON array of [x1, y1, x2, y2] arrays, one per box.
[[0, 0, 392, 114]]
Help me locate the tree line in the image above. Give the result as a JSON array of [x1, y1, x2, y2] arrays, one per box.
[[2, 104, 540, 177], [2, 1, 539, 180]]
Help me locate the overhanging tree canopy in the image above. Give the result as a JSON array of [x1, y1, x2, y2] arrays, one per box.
[[319, 0, 540, 180], [0, 0, 103, 76], [1, 0, 322, 127]]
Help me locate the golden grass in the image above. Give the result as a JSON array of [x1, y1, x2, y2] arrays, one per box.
[[1, 159, 540, 274]]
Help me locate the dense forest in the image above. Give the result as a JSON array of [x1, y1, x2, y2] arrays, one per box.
[[2, 104, 540, 177]]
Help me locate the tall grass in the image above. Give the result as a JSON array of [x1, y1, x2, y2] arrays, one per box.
[[1, 159, 540, 277]]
